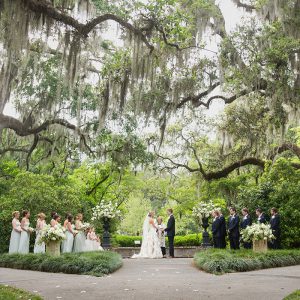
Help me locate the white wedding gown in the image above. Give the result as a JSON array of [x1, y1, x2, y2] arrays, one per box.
[[132, 216, 162, 259]]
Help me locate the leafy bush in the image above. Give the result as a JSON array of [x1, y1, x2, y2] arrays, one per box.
[[283, 290, 300, 300], [0, 171, 84, 253], [0, 285, 43, 300], [0, 251, 122, 277], [194, 249, 300, 274], [113, 234, 202, 247]]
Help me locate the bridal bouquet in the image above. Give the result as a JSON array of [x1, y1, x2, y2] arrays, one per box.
[[192, 201, 216, 221], [38, 224, 66, 244], [91, 201, 121, 221], [241, 223, 275, 242]]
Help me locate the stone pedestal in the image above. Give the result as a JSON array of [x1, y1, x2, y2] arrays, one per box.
[[46, 241, 61, 256], [253, 239, 268, 253]]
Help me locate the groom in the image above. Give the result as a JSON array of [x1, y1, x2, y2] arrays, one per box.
[[164, 208, 175, 258]]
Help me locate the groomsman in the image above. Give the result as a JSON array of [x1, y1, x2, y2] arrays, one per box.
[[211, 210, 221, 248], [256, 208, 267, 224], [228, 207, 240, 250], [269, 207, 281, 249], [240, 208, 252, 249], [218, 209, 227, 248], [164, 208, 175, 258]]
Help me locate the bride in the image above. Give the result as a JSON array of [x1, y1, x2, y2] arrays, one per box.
[[132, 211, 163, 259]]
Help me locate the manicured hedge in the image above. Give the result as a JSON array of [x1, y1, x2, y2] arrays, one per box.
[[0, 285, 43, 300], [0, 251, 122, 277], [194, 249, 300, 275], [114, 233, 202, 247], [283, 290, 300, 300]]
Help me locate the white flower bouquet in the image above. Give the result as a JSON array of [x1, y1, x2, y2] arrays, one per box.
[[241, 223, 275, 242], [38, 224, 66, 244], [192, 201, 216, 221], [91, 201, 121, 221], [28, 226, 35, 233], [81, 222, 90, 231]]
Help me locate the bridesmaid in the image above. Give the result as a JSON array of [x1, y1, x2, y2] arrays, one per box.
[[34, 213, 46, 253], [62, 214, 75, 253], [73, 213, 86, 252], [9, 211, 22, 254], [50, 211, 57, 227], [50, 213, 61, 227], [18, 210, 32, 254]]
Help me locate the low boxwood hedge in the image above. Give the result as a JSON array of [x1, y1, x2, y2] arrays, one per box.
[[0, 251, 122, 277], [0, 285, 43, 300], [283, 290, 300, 300], [194, 249, 300, 275], [113, 233, 202, 247]]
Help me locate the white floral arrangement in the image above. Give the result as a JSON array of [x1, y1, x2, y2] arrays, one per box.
[[241, 223, 275, 242], [38, 224, 66, 244], [192, 201, 217, 219], [81, 222, 90, 231], [91, 201, 121, 221], [28, 226, 35, 233]]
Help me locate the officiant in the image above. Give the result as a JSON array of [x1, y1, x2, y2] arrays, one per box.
[[157, 216, 166, 258]]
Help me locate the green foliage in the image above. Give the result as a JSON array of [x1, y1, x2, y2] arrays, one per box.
[[194, 249, 300, 275], [0, 171, 84, 253], [113, 234, 202, 247], [0, 285, 42, 300], [120, 193, 152, 235], [283, 290, 300, 300], [0, 251, 122, 277], [236, 159, 300, 248]]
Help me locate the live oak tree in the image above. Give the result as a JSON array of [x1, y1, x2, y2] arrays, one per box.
[[0, 0, 299, 179]]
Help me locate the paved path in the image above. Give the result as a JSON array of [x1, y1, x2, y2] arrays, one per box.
[[0, 259, 300, 300]]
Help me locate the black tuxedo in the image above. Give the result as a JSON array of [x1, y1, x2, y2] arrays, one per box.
[[212, 217, 221, 248], [228, 214, 240, 250], [270, 214, 280, 249], [165, 215, 175, 257], [219, 215, 227, 248], [257, 213, 267, 224], [240, 215, 252, 249]]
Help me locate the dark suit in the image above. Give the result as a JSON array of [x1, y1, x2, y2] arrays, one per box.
[[212, 217, 221, 248], [219, 215, 227, 248], [257, 213, 267, 224], [270, 214, 280, 249], [240, 215, 252, 249], [228, 214, 240, 250], [165, 215, 175, 257]]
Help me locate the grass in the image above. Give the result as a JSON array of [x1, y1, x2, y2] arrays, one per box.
[[0, 251, 122, 277], [0, 284, 42, 300], [284, 290, 300, 300], [194, 249, 300, 275]]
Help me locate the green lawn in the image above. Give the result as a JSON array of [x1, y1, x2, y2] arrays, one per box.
[[0, 251, 122, 277], [283, 290, 300, 300], [0, 285, 42, 300], [194, 249, 300, 275]]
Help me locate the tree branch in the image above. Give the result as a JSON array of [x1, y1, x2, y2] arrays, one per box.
[[86, 174, 110, 196], [157, 142, 300, 180], [23, 0, 154, 51], [232, 0, 256, 11], [0, 113, 93, 154], [176, 82, 220, 109]]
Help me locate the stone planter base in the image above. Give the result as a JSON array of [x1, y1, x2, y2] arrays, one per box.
[[253, 239, 268, 253], [46, 241, 61, 256], [113, 246, 204, 258]]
